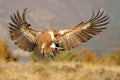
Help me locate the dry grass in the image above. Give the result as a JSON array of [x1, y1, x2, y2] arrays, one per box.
[[0, 61, 120, 80]]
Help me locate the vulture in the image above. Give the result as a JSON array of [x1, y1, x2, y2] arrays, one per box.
[[9, 8, 109, 59]]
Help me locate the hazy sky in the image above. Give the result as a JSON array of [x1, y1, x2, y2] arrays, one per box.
[[0, 0, 120, 57]]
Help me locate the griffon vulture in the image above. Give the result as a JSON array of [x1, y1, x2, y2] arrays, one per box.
[[9, 8, 109, 58]]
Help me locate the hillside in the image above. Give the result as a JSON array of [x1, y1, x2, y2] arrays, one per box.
[[0, 61, 120, 80]]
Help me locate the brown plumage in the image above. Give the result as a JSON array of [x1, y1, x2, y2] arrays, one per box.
[[9, 8, 109, 58]]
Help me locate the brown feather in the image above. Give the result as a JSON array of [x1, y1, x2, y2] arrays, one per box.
[[95, 15, 109, 23], [9, 9, 37, 52], [67, 38, 73, 49], [9, 23, 18, 29], [81, 31, 93, 39], [9, 27, 17, 31], [61, 40, 69, 50], [93, 10, 104, 21], [89, 9, 95, 20], [68, 39, 73, 48], [13, 35, 25, 45], [13, 14, 21, 25], [76, 32, 88, 42], [92, 9, 100, 21], [93, 22, 109, 27], [88, 27, 102, 32], [84, 28, 99, 35], [95, 16, 109, 24], [69, 38, 76, 48], [81, 31, 91, 40], [11, 15, 20, 26], [22, 8, 27, 23], [72, 36, 81, 47], [9, 30, 22, 37], [17, 10, 23, 24]]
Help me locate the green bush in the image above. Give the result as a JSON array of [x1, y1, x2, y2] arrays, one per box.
[[31, 50, 82, 62], [30, 46, 120, 65], [31, 52, 43, 62], [54, 50, 82, 62]]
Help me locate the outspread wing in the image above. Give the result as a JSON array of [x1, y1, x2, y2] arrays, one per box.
[[9, 8, 39, 52], [57, 9, 110, 50]]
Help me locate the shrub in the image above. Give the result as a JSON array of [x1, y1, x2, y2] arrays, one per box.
[[0, 39, 18, 61], [110, 48, 120, 65], [31, 50, 82, 62], [31, 52, 43, 62], [100, 53, 111, 65], [31, 46, 120, 65], [54, 50, 82, 62], [80, 48, 98, 63]]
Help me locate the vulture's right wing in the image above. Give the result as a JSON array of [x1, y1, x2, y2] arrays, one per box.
[[9, 8, 40, 52]]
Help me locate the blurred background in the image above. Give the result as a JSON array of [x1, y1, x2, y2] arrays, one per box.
[[0, 0, 120, 61]]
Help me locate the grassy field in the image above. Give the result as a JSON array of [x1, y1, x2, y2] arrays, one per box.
[[0, 61, 120, 80], [0, 40, 120, 80]]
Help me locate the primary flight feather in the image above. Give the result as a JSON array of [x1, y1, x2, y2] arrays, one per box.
[[9, 8, 109, 58]]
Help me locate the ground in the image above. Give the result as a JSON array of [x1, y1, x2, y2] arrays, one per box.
[[0, 61, 120, 80]]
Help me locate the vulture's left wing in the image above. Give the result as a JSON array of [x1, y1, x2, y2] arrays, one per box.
[[57, 9, 109, 50]]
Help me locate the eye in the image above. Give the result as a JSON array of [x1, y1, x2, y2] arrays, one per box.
[[54, 33, 58, 37], [27, 24, 31, 26]]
